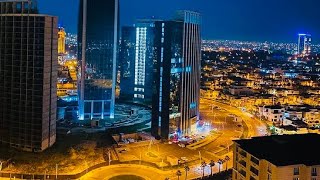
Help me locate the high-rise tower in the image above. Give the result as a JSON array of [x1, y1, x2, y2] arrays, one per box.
[[120, 20, 155, 103], [0, 0, 57, 152], [78, 0, 119, 120], [58, 27, 66, 54], [151, 11, 201, 139], [298, 33, 312, 55]]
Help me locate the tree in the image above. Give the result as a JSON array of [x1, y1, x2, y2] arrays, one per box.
[[201, 161, 207, 178], [176, 170, 182, 180], [224, 156, 230, 170], [209, 160, 215, 176], [217, 159, 224, 173], [184, 165, 190, 180]]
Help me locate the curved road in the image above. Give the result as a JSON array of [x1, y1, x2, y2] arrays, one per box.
[[197, 99, 268, 165], [81, 164, 221, 180], [204, 99, 268, 138]]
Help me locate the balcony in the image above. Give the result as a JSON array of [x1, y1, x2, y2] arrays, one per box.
[[239, 169, 247, 177], [250, 156, 259, 165], [250, 166, 259, 176], [239, 151, 247, 158], [238, 160, 247, 168]]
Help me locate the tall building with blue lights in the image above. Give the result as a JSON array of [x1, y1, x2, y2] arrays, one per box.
[[298, 34, 311, 55], [78, 0, 119, 120], [120, 20, 155, 103], [151, 11, 201, 139]]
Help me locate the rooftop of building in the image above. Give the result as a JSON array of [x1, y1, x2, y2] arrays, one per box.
[[264, 105, 283, 109], [234, 134, 320, 166], [286, 104, 320, 112]]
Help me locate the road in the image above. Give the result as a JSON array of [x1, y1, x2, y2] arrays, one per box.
[[202, 99, 268, 138], [81, 164, 222, 180], [80, 98, 268, 180]]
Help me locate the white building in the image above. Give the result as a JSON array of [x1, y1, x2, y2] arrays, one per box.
[[259, 105, 285, 123]]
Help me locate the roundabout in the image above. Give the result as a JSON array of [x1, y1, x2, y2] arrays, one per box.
[[82, 164, 169, 180], [109, 175, 145, 180]]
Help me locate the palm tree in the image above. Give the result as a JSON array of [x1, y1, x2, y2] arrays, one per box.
[[209, 160, 215, 176], [224, 156, 230, 170], [201, 161, 207, 178], [184, 165, 190, 180], [176, 170, 182, 180], [217, 159, 223, 173]]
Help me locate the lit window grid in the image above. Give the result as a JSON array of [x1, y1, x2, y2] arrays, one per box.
[[134, 27, 147, 86]]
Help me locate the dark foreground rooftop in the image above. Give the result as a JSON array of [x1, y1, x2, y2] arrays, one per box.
[[234, 134, 320, 166]]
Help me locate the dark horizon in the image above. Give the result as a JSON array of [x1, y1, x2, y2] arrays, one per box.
[[39, 0, 320, 43]]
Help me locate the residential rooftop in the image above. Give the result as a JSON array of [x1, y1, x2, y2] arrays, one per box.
[[234, 134, 320, 166]]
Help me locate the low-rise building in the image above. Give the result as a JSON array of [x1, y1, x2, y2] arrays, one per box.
[[303, 109, 320, 128], [233, 134, 320, 180], [229, 86, 254, 96], [259, 105, 285, 122]]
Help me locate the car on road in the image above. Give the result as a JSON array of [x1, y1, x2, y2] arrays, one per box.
[[118, 149, 127, 153]]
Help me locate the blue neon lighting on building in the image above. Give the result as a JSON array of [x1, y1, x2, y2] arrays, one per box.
[[190, 102, 197, 109], [185, 66, 192, 73]]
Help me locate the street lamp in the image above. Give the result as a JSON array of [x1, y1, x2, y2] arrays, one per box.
[[198, 151, 202, 165], [55, 164, 58, 180], [108, 151, 111, 166]]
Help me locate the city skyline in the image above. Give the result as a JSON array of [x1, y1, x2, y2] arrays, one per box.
[[39, 0, 320, 43], [1, 0, 320, 179]]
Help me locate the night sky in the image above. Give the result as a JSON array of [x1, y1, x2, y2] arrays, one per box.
[[39, 0, 320, 43]]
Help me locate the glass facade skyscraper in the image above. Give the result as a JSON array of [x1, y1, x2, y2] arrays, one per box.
[[0, 0, 57, 152], [78, 0, 119, 120], [151, 11, 201, 139], [120, 20, 155, 103], [298, 33, 311, 55], [119, 26, 135, 100]]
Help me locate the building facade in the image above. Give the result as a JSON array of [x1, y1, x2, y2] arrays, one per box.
[[120, 20, 155, 103], [119, 26, 136, 101], [259, 105, 285, 123], [298, 33, 312, 55], [78, 0, 119, 120], [151, 11, 201, 139], [58, 27, 66, 54], [233, 134, 320, 180], [0, 0, 57, 152]]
